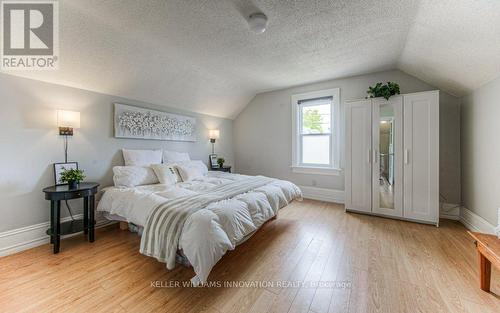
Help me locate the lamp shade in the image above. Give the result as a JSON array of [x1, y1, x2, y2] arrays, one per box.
[[57, 110, 80, 128], [209, 129, 220, 140]]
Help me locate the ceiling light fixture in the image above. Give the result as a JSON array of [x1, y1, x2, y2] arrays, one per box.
[[248, 12, 267, 34]]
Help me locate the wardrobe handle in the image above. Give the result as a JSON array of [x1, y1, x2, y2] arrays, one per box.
[[368, 149, 371, 163], [404, 149, 409, 164]]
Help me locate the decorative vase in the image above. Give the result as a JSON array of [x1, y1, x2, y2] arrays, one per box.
[[68, 181, 78, 189]]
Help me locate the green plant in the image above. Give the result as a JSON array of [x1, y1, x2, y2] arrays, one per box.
[[366, 82, 400, 100], [217, 157, 225, 167], [60, 168, 85, 183]]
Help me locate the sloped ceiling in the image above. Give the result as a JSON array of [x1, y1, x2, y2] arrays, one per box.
[[398, 0, 500, 97], [2, 0, 500, 118]]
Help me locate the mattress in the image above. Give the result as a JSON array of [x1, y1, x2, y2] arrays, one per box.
[[97, 171, 302, 283]]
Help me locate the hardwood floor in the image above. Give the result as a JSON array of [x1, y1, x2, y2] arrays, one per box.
[[1, 199, 499, 313]]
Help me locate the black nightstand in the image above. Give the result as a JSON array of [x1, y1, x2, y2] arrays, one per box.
[[42, 182, 99, 253], [210, 166, 231, 173]]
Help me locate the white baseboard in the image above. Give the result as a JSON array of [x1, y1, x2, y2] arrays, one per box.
[[299, 185, 344, 204], [2, 200, 496, 257], [439, 203, 460, 220], [459, 207, 497, 235], [0, 213, 115, 257], [440, 213, 460, 220]]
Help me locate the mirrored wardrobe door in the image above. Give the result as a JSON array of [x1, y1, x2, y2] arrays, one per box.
[[372, 97, 403, 217]]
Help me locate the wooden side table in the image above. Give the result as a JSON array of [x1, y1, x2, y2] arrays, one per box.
[[468, 231, 500, 292], [43, 182, 99, 253]]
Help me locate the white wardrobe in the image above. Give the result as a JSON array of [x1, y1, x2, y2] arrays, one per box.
[[345, 91, 439, 225]]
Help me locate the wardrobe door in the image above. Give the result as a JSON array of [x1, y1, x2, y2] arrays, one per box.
[[403, 91, 439, 224], [372, 97, 403, 217], [345, 100, 372, 213]]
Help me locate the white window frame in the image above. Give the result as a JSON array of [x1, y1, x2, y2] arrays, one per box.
[[291, 88, 341, 176]]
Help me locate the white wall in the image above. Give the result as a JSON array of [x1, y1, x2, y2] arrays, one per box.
[[0, 73, 233, 233], [461, 76, 500, 225], [234, 70, 461, 204]]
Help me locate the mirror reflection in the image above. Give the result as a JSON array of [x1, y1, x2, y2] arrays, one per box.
[[379, 105, 394, 209]]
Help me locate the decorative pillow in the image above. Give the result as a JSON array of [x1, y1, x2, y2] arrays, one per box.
[[113, 166, 159, 187], [163, 150, 191, 163], [151, 164, 183, 185], [122, 149, 162, 166], [176, 160, 208, 182]]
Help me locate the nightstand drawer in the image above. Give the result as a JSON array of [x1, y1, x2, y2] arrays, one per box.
[[62, 189, 92, 200]]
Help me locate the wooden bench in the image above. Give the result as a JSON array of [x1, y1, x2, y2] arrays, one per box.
[[468, 231, 500, 292]]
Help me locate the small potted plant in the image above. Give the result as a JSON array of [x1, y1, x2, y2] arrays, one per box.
[[60, 168, 85, 189], [217, 157, 225, 168]]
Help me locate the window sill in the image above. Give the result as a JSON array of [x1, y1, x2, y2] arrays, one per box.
[[290, 166, 342, 176]]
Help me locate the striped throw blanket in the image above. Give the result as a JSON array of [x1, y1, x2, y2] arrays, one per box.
[[139, 175, 275, 269]]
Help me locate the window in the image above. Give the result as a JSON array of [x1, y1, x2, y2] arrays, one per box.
[[299, 97, 332, 166], [292, 88, 340, 175]]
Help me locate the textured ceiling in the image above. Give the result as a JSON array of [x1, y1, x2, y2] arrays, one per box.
[[2, 0, 500, 118], [398, 0, 500, 97]]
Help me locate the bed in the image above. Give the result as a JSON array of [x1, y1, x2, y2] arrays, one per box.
[[97, 154, 302, 284]]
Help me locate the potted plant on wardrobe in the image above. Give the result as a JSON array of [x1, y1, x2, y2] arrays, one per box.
[[60, 168, 86, 189], [366, 82, 400, 100]]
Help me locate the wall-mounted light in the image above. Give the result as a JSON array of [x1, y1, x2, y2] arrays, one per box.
[[209, 129, 220, 154], [57, 110, 80, 162], [57, 110, 80, 136]]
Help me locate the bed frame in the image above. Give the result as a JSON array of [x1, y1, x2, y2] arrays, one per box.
[[118, 215, 278, 232], [118, 212, 278, 271], [119, 221, 129, 230]]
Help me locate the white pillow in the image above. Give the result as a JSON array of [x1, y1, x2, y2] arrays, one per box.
[[176, 160, 208, 182], [113, 166, 159, 187], [150, 164, 182, 185], [177, 165, 204, 182], [122, 149, 162, 166], [163, 150, 191, 163], [188, 160, 208, 175]]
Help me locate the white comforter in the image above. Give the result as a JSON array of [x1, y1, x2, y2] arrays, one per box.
[[97, 172, 302, 283]]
